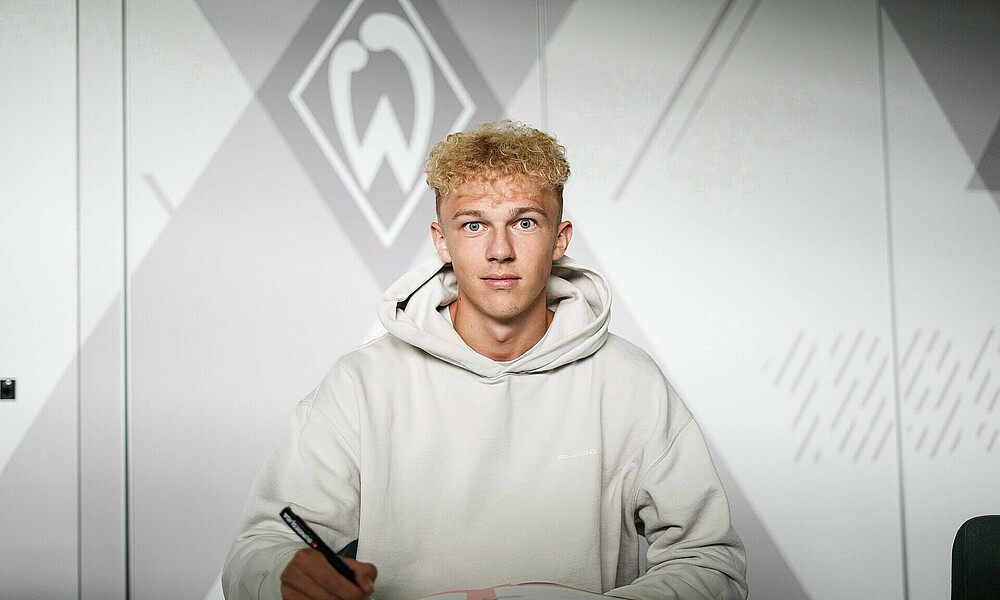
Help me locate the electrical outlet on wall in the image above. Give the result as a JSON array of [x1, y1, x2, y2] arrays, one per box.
[[1, 379, 14, 400]]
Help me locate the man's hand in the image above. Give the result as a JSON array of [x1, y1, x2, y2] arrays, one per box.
[[280, 548, 378, 600]]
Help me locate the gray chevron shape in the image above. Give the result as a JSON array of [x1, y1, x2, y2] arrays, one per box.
[[881, 0, 1000, 201]]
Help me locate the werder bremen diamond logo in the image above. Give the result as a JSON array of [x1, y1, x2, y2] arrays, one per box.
[[290, 0, 475, 247], [261, 0, 502, 285]]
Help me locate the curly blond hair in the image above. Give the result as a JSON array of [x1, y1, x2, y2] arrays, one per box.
[[425, 120, 570, 219]]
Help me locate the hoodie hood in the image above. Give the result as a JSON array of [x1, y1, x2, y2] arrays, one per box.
[[377, 254, 611, 379]]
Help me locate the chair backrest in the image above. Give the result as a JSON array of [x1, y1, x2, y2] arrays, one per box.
[[952, 515, 1000, 600]]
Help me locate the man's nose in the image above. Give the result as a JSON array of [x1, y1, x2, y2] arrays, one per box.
[[487, 228, 514, 261]]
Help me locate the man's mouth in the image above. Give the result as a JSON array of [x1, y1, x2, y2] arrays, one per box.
[[482, 275, 519, 289]]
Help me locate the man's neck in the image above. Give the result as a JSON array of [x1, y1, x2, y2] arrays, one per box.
[[449, 299, 554, 362]]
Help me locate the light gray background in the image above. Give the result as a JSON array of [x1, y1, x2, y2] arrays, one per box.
[[1, 1, 998, 599]]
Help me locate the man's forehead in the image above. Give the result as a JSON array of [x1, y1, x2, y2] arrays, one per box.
[[447, 174, 554, 203]]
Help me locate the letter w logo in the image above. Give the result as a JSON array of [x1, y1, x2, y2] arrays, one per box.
[[289, 0, 475, 248], [329, 13, 433, 194]]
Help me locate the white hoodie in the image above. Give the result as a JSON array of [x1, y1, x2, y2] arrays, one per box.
[[223, 255, 747, 600]]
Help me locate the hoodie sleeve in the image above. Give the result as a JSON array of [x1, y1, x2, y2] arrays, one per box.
[[607, 394, 748, 600], [222, 369, 362, 600]]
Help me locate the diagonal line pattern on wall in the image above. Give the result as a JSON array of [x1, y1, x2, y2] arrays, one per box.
[[609, 0, 736, 201], [662, 0, 763, 158], [899, 329, 920, 371], [611, 0, 763, 202], [767, 327, 1000, 462], [969, 327, 994, 380]]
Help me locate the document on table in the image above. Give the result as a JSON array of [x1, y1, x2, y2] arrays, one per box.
[[422, 583, 608, 600]]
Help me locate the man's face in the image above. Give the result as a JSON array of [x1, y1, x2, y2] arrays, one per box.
[[431, 175, 572, 326]]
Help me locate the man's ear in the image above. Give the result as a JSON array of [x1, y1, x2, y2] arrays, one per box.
[[552, 220, 573, 261], [431, 222, 452, 263]]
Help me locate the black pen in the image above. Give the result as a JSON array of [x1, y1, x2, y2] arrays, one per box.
[[280, 507, 360, 588]]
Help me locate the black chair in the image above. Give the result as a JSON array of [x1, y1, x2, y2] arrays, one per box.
[[953, 515, 1000, 600]]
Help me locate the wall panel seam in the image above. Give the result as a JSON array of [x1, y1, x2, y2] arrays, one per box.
[[75, 1, 83, 598], [121, 0, 132, 597], [877, 2, 911, 598]]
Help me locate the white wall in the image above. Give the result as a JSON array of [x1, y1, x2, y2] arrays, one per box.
[[0, 1, 79, 596], [1, 1, 998, 599]]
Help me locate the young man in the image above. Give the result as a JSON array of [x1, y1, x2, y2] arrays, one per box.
[[223, 121, 747, 600]]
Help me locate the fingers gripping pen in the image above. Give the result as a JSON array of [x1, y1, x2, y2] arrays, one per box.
[[280, 506, 373, 597]]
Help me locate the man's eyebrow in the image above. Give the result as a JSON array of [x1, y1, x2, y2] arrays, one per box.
[[451, 208, 487, 220], [507, 206, 548, 219]]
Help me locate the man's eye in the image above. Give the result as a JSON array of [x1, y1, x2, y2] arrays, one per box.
[[464, 222, 482, 232], [516, 218, 534, 230]]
